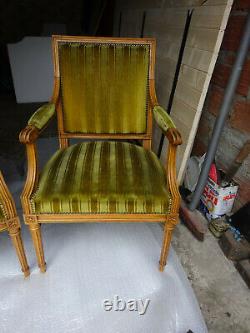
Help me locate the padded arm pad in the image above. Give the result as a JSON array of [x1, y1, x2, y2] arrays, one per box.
[[28, 103, 55, 130], [153, 106, 176, 134], [153, 106, 182, 146]]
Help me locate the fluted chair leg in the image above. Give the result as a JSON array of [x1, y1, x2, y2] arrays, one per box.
[[9, 228, 30, 277], [159, 221, 175, 272], [29, 223, 46, 273]]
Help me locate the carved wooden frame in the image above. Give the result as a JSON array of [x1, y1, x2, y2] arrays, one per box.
[[19, 36, 182, 273], [0, 172, 30, 277]]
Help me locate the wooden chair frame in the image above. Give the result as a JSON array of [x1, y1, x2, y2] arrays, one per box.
[[0, 172, 30, 277], [19, 36, 182, 273]]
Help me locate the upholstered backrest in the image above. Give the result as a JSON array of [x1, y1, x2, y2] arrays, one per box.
[[0, 202, 4, 220], [0, 172, 8, 220], [53, 37, 155, 135]]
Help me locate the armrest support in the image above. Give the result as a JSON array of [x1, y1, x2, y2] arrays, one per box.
[[19, 104, 55, 213], [19, 125, 39, 144], [153, 105, 182, 220], [19, 79, 59, 215], [166, 127, 182, 146]]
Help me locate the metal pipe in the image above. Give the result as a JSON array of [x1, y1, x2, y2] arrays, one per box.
[[189, 12, 250, 211]]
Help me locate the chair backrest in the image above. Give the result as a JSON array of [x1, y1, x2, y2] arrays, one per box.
[[0, 172, 7, 220], [52, 36, 156, 143], [0, 198, 4, 220], [0, 171, 15, 221]]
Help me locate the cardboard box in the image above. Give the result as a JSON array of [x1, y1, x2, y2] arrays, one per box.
[[201, 177, 238, 220]]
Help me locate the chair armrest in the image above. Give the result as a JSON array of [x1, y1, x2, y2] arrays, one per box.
[[153, 105, 182, 220], [153, 106, 182, 146], [28, 102, 55, 130], [19, 103, 55, 144], [19, 104, 55, 210], [19, 80, 59, 215]]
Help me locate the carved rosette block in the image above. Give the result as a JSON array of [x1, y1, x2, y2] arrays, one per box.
[[6, 217, 20, 234], [24, 215, 38, 225]]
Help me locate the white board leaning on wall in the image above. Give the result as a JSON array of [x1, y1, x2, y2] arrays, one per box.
[[8, 37, 54, 103]]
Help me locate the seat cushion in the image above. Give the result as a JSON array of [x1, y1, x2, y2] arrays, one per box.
[[31, 141, 171, 214]]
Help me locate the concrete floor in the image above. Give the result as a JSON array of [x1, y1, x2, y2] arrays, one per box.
[[172, 222, 250, 333]]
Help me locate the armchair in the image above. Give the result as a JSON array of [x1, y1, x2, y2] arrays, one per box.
[[0, 171, 30, 277], [19, 36, 182, 273]]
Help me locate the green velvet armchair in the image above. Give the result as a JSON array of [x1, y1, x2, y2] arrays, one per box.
[[0, 171, 29, 277], [19, 36, 182, 273]]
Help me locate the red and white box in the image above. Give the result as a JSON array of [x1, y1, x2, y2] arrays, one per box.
[[201, 177, 238, 220]]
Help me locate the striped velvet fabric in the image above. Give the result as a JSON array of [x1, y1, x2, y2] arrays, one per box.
[[0, 205, 6, 230], [0, 203, 4, 220], [0, 198, 8, 221], [59, 42, 150, 134], [31, 142, 171, 214]]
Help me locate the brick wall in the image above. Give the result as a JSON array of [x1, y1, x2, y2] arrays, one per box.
[[192, 0, 250, 210]]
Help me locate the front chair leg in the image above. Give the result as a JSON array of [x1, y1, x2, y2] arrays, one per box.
[[9, 227, 30, 277], [159, 220, 175, 272], [29, 223, 46, 273]]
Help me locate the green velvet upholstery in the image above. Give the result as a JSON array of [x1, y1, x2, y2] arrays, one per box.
[[59, 42, 150, 134], [0, 203, 5, 220], [31, 141, 171, 214], [28, 103, 55, 130], [0, 196, 7, 220], [153, 106, 176, 134]]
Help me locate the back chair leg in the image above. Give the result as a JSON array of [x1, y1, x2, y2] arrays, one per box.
[[159, 220, 175, 272], [9, 228, 30, 277], [29, 223, 46, 273]]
